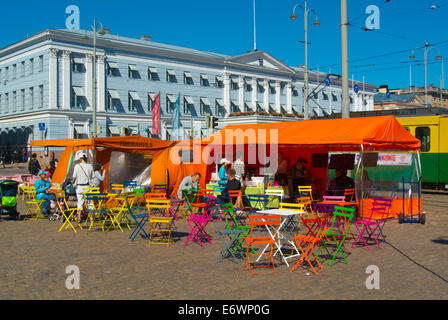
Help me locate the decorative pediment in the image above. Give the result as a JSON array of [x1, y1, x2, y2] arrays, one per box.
[[226, 51, 295, 73]]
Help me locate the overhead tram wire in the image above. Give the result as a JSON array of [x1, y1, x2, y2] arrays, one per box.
[[319, 40, 448, 70]]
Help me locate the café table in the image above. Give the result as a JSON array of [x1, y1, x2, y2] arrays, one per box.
[[255, 207, 307, 267]]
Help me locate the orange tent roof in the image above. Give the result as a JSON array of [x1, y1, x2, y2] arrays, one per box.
[[203, 116, 421, 151], [30, 136, 176, 153]]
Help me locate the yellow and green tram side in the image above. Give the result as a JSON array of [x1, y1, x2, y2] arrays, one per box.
[[396, 115, 448, 190]]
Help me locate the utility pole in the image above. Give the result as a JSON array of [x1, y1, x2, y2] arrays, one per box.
[[341, 0, 350, 118]]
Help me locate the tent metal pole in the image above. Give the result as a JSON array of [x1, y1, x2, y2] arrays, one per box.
[[360, 144, 364, 220]]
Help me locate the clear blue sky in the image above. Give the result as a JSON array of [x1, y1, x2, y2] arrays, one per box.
[[1, 0, 447, 89]]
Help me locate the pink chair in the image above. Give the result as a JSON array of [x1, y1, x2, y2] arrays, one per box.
[[351, 197, 393, 251]]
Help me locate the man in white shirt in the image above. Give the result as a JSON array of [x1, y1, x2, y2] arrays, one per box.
[[72, 153, 94, 222], [177, 173, 201, 200], [232, 152, 245, 184]]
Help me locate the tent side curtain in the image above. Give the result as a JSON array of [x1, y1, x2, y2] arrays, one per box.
[[201, 116, 421, 151]]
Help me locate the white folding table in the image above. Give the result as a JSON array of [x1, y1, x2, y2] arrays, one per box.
[[255, 208, 306, 267]]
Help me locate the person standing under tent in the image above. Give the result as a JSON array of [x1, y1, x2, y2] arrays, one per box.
[[72, 153, 94, 223], [232, 152, 245, 184], [218, 158, 231, 188]]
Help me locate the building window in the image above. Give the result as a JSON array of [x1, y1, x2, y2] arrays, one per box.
[[38, 84, 43, 107], [245, 79, 252, 92], [215, 99, 224, 116], [184, 71, 193, 85], [231, 78, 238, 90], [184, 96, 194, 114], [231, 101, 240, 113], [72, 87, 85, 109], [280, 83, 286, 95], [20, 89, 25, 111], [313, 92, 319, 99], [107, 61, 120, 77], [166, 95, 176, 113], [323, 92, 329, 100], [72, 58, 84, 73], [21, 61, 25, 77], [128, 65, 139, 79], [148, 67, 159, 81], [5, 67, 8, 81], [30, 58, 34, 75], [349, 96, 353, 104], [29, 87, 34, 110], [13, 64, 16, 80], [269, 83, 276, 94], [200, 74, 209, 87], [107, 89, 120, 110], [244, 102, 253, 112], [39, 55, 44, 72], [257, 82, 265, 93], [148, 93, 157, 111], [12, 91, 17, 112], [332, 93, 338, 102], [167, 69, 176, 83], [215, 76, 224, 88], [200, 97, 211, 115], [128, 91, 140, 111], [5, 93, 9, 113], [415, 127, 430, 152]]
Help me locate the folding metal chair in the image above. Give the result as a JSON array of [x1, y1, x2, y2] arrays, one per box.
[[343, 188, 356, 202], [351, 197, 393, 251], [110, 184, 124, 194], [152, 183, 167, 193], [148, 216, 174, 247], [243, 214, 281, 276], [290, 222, 330, 275], [23, 189, 45, 221], [54, 190, 83, 232], [126, 195, 149, 242], [279, 202, 306, 236], [298, 185, 314, 202], [123, 180, 137, 192], [184, 213, 212, 247], [212, 216, 246, 264], [318, 206, 355, 267], [247, 194, 270, 212], [85, 193, 109, 232], [108, 193, 135, 232], [265, 189, 284, 208]]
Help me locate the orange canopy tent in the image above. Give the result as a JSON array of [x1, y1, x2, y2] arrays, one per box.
[[202, 116, 421, 151], [30, 136, 185, 195], [198, 116, 421, 219]]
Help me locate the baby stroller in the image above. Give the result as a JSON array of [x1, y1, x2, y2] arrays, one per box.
[[0, 179, 19, 219]]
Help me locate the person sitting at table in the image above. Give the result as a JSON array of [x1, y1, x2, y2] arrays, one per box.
[[177, 172, 201, 200], [274, 152, 288, 186], [34, 169, 56, 217], [292, 157, 309, 198], [331, 168, 355, 191], [218, 169, 251, 208], [218, 158, 231, 188]]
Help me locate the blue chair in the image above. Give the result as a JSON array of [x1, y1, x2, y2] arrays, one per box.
[[246, 194, 270, 212], [85, 193, 109, 232], [125, 195, 149, 241]]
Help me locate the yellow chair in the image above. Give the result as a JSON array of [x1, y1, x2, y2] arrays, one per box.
[[297, 197, 315, 218], [298, 186, 314, 202], [108, 193, 135, 232], [146, 199, 171, 217], [148, 216, 174, 247], [20, 186, 35, 201], [110, 184, 124, 194], [23, 189, 46, 221], [53, 190, 83, 233]]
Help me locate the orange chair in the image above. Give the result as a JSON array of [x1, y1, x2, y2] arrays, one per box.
[[243, 214, 281, 276], [290, 221, 329, 275], [344, 188, 356, 202], [191, 189, 214, 216]]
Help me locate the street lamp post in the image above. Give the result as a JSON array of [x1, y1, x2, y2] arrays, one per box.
[[85, 18, 105, 137], [410, 42, 443, 107], [341, 0, 350, 118], [290, 1, 320, 121]]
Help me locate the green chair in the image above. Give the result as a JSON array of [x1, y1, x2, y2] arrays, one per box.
[[317, 206, 354, 267]]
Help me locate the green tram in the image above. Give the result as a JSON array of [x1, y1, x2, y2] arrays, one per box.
[[321, 107, 448, 190]]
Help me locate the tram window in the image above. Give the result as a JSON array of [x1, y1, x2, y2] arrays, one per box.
[[415, 127, 430, 152], [404, 127, 410, 132]]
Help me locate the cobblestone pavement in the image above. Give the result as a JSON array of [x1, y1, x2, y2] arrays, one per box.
[[0, 191, 447, 300]]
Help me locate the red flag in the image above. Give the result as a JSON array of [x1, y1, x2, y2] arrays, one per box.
[[152, 93, 160, 135]]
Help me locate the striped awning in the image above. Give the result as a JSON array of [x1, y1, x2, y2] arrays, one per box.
[[108, 89, 120, 99], [128, 64, 138, 71], [184, 96, 194, 104], [72, 86, 85, 96], [129, 91, 140, 100], [107, 61, 119, 69]]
